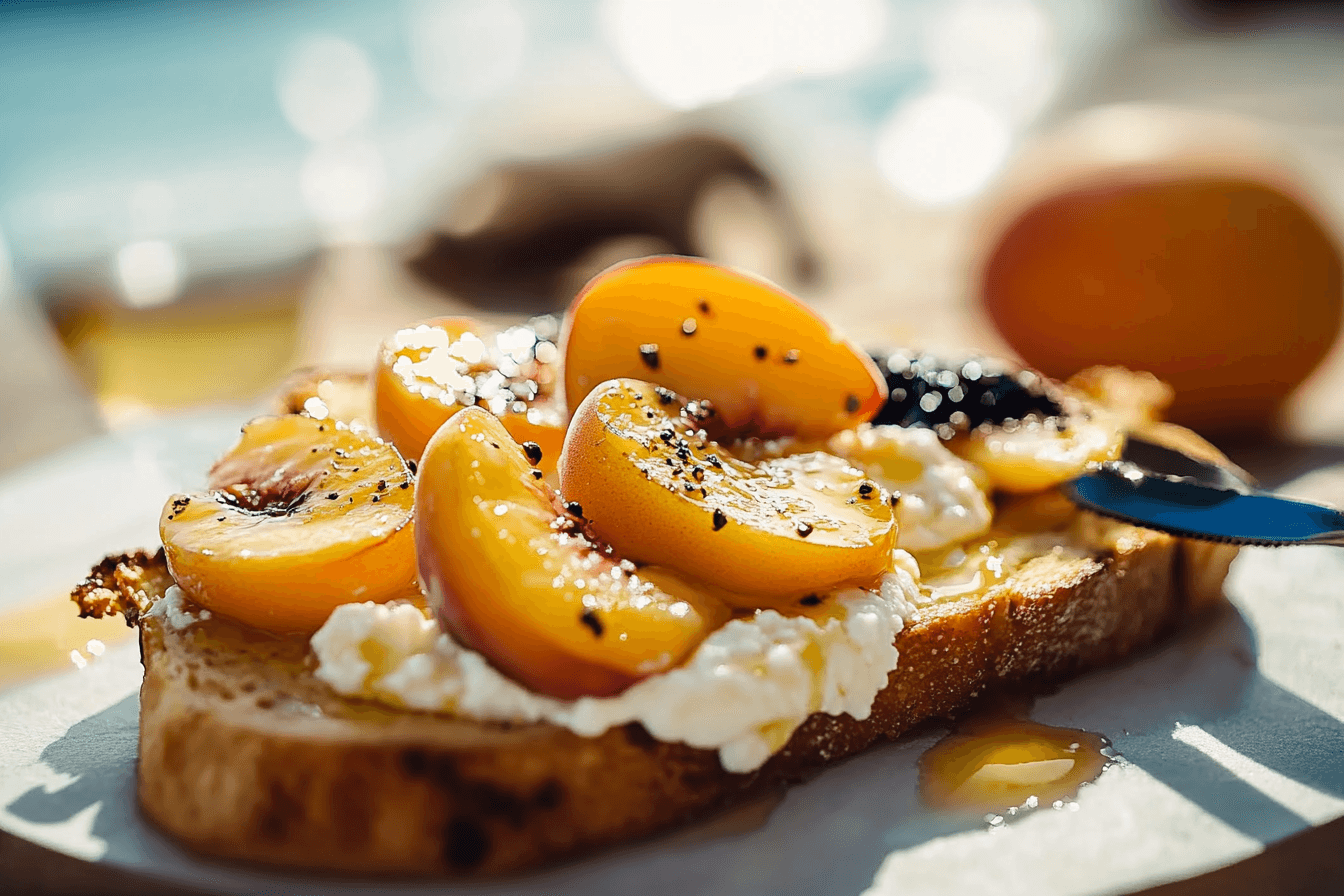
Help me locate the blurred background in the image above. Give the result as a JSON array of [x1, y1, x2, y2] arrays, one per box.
[[3, 0, 1344, 473]]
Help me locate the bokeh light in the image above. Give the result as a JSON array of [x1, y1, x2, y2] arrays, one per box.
[[601, 0, 887, 110], [115, 239, 182, 308], [409, 0, 527, 105], [299, 140, 387, 228], [277, 35, 380, 142], [924, 0, 1057, 125], [874, 91, 1011, 206]]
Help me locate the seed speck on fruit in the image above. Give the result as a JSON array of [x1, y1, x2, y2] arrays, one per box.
[[579, 609, 604, 637]]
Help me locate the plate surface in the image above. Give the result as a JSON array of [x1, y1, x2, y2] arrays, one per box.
[[3, 417, 1344, 896]]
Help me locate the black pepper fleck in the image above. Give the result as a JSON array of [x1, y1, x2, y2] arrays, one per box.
[[698, 300, 711, 314], [406, 459, 418, 475], [522, 441, 544, 465], [566, 501, 584, 518], [800, 594, 822, 606], [796, 521, 814, 538], [444, 816, 491, 870], [327, 492, 339, 500], [532, 469, 545, 480], [712, 508, 728, 530], [639, 344, 661, 370], [377, 480, 387, 491], [845, 394, 861, 413], [654, 386, 676, 405], [858, 480, 876, 499], [400, 481, 410, 489], [753, 345, 767, 360], [580, 610, 604, 637]]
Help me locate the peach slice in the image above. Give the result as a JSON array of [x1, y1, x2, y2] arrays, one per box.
[[416, 406, 730, 699], [373, 316, 565, 470], [160, 415, 419, 634], [277, 367, 374, 426], [560, 379, 897, 602], [952, 412, 1124, 493], [562, 256, 886, 439]]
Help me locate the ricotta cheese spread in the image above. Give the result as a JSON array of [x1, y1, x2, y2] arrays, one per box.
[[311, 552, 921, 773], [148, 585, 213, 629], [829, 424, 994, 551]]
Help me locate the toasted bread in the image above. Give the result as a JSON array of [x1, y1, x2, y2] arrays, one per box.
[[69, 357, 1239, 875], [74, 507, 1235, 875]]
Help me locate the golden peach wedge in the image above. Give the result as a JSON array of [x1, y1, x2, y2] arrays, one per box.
[[562, 256, 885, 439], [952, 411, 1124, 493], [373, 316, 565, 470], [416, 407, 730, 699], [560, 379, 897, 603], [160, 415, 419, 634], [277, 367, 374, 426]]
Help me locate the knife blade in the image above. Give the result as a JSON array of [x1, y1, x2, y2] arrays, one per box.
[[1064, 462, 1344, 547]]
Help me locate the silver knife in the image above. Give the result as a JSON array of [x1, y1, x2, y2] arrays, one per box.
[[1063, 439, 1344, 547]]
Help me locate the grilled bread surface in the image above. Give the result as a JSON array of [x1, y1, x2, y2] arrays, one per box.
[[75, 520, 1234, 876]]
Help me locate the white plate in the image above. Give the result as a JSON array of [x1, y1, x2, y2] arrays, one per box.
[[3, 417, 1344, 896]]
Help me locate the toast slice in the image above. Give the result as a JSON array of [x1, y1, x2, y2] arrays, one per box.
[[74, 508, 1235, 876]]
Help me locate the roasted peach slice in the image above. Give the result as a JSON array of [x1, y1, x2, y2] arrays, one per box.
[[278, 367, 374, 426], [373, 316, 565, 470], [952, 412, 1124, 493], [560, 379, 897, 602], [416, 407, 730, 699], [562, 256, 886, 439], [160, 415, 419, 634]]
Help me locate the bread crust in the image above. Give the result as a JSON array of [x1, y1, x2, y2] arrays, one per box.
[[94, 520, 1232, 876]]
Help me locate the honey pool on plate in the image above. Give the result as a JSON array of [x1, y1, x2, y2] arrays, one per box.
[[0, 594, 136, 690], [919, 713, 1113, 817]]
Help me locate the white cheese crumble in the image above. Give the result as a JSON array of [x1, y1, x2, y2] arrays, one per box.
[[311, 554, 921, 773], [147, 585, 213, 630], [829, 425, 993, 552]]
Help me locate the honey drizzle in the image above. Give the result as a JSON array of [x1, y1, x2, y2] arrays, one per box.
[[919, 711, 1113, 816], [0, 594, 136, 690]]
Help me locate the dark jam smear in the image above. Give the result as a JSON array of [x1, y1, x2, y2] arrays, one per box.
[[870, 350, 1064, 438]]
